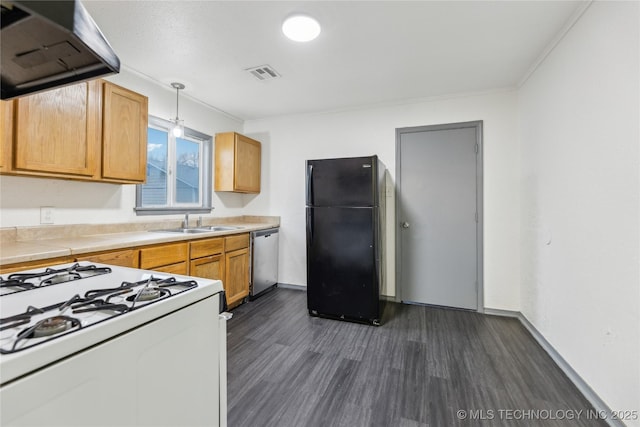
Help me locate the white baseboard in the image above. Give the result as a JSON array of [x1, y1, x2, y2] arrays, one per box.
[[484, 308, 625, 427]]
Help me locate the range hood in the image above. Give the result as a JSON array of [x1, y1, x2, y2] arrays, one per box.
[[1, 0, 120, 100]]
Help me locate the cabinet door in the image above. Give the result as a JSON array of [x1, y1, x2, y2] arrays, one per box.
[[214, 132, 261, 193], [190, 254, 224, 281], [151, 262, 188, 275], [102, 82, 148, 183], [0, 100, 12, 172], [76, 249, 139, 268], [13, 80, 100, 178], [224, 248, 249, 307], [214, 132, 235, 191], [234, 134, 261, 193]]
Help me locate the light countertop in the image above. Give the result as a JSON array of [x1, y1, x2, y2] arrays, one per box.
[[0, 216, 279, 266]]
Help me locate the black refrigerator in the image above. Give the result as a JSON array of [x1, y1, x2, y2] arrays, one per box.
[[306, 155, 385, 325]]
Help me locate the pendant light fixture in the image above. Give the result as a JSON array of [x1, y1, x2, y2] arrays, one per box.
[[170, 82, 185, 138]]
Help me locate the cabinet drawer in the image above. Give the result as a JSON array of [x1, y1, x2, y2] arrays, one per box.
[[76, 249, 139, 268], [190, 237, 224, 259], [225, 233, 249, 252], [139, 243, 188, 270]]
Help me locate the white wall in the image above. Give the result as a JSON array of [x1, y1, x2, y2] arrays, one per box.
[[0, 68, 245, 228], [518, 1, 639, 420], [244, 90, 521, 308]]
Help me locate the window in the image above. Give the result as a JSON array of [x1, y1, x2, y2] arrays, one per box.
[[135, 116, 212, 214]]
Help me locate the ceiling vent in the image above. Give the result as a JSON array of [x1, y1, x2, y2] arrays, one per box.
[[246, 65, 280, 81]]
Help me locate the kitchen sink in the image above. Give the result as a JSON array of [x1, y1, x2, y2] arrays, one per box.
[[152, 228, 212, 234], [151, 225, 243, 234], [202, 225, 243, 231]]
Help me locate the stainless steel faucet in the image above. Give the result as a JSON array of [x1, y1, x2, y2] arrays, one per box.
[[183, 213, 189, 229], [197, 216, 203, 227]]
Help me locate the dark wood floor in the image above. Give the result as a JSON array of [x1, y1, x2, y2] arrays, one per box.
[[227, 288, 605, 427]]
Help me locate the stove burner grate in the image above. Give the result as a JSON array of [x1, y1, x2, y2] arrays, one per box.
[[0, 264, 112, 296], [41, 272, 81, 286], [0, 277, 37, 292], [85, 276, 198, 301]]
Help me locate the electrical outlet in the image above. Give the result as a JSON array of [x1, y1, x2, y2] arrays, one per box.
[[40, 207, 54, 224]]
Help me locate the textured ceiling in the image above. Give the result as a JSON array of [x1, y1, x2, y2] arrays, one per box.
[[84, 1, 585, 120]]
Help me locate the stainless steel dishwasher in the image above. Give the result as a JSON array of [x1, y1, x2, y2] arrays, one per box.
[[250, 227, 279, 299]]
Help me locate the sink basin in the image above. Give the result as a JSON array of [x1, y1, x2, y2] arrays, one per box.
[[151, 225, 243, 234], [203, 225, 243, 231], [152, 228, 212, 234]]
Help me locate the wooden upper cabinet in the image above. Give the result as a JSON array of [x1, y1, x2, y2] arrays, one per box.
[[215, 132, 261, 193], [12, 80, 101, 179], [0, 79, 148, 184], [102, 81, 148, 183], [0, 100, 11, 172]]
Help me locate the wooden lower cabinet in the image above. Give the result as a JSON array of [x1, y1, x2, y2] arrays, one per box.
[[224, 238, 249, 309], [190, 234, 249, 308], [1, 232, 253, 308], [190, 255, 224, 281], [76, 249, 139, 268], [189, 237, 224, 281], [139, 242, 188, 275]]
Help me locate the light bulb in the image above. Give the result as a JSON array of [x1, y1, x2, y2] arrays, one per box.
[[282, 15, 321, 42]]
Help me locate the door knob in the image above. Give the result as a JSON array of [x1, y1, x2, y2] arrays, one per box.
[[401, 222, 410, 229]]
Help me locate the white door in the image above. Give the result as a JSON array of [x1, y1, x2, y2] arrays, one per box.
[[397, 121, 482, 310]]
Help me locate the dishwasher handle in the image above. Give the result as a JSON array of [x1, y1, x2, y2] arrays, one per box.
[[252, 228, 279, 239]]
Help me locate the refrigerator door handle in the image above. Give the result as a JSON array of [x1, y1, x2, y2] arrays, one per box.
[[306, 164, 314, 205], [307, 208, 313, 243]]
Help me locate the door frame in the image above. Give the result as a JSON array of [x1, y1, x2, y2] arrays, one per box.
[[395, 120, 484, 312]]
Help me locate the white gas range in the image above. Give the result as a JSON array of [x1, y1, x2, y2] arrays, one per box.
[[0, 261, 229, 426]]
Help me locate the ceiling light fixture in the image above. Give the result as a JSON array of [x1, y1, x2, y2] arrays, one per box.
[[170, 82, 185, 138], [282, 14, 321, 42]]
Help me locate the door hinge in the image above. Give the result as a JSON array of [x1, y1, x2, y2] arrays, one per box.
[[474, 144, 479, 153]]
